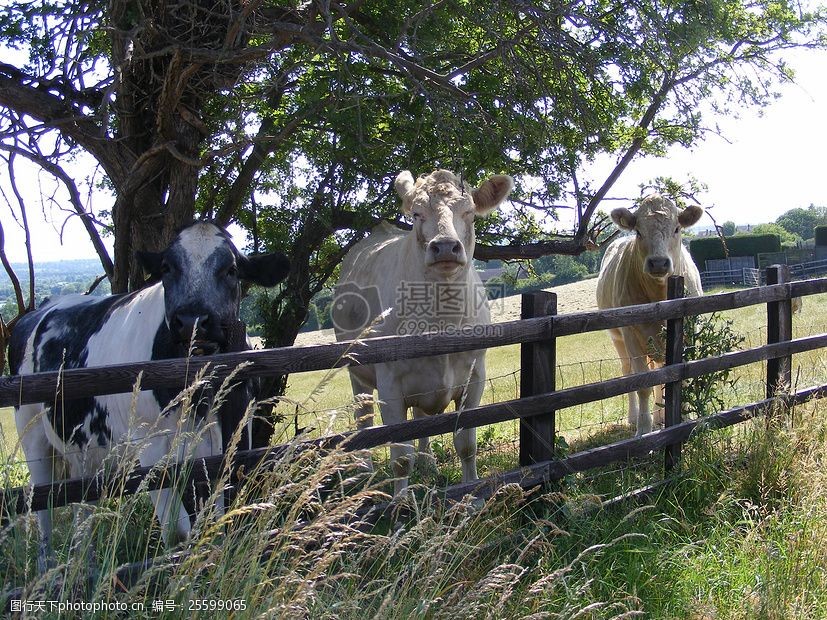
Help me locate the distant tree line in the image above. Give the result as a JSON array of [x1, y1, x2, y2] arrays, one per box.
[[720, 205, 827, 248]]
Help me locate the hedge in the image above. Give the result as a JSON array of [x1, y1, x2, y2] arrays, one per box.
[[688, 234, 781, 270]]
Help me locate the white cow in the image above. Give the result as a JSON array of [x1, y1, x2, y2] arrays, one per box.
[[332, 169, 514, 494], [596, 194, 703, 435]]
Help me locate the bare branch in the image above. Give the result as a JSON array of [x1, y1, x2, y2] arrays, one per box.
[[575, 74, 674, 240], [5, 153, 35, 311], [0, 63, 129, 185], [0, 218, 26, 316], [0, 143, 114, 279]]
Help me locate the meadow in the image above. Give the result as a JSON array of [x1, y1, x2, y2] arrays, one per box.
[[1, 284, 826, 617]]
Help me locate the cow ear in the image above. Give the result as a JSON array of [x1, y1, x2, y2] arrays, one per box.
[[678, 205, 704, 228], [611, 208, 636, 231], [394, 171, 416, 214], [472, 174, 514, 216], [136, 250, 164, 279], [238, 252, 291, 287]]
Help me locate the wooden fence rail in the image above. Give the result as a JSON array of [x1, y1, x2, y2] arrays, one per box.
[[1, 277, 825, 409], [2, 267, 826, 518], [442, 384, 827, 503], [5, 327, 827, 513]]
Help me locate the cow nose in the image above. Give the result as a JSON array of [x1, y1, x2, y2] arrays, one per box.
[[646, 256, 672, 276], [173, 313, 211, 342], [428, 238, 463, 262]]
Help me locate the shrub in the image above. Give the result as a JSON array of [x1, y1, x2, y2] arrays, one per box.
[[549, 256, 589, 285], [513, 272, 556, 294], [681, 313, 744, 417]]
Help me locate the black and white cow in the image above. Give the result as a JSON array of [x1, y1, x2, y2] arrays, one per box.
[[9, 221, 289, 570]]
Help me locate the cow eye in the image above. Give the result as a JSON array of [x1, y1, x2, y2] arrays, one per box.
[[226, 265, 238, 278], [160, 261, 171, 275], [412, 212, 422, 220], [674, 227, 680, 235]]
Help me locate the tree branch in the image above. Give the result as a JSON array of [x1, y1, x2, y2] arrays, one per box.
[[0, 64, 129, 186], [575, 73, 674, 240], [5, 154, 35, 312], [0, 143, 114, 279]]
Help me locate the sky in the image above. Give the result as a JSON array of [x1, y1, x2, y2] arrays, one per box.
[[1, 48, 826, 264], [585, 47, 827, 232]]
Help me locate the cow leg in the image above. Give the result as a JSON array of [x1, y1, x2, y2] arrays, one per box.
[[66, 445, 107, 575], [623, 332, 653, 435], [351, 378, 376, 431], [652, 378, 665, 428], [16, 406, 58, 572], [410, 407, 438, 478], [411, 407, 431, 454], [453, 361, 484, 483], [140, 438, 191, 546], [188, 418, 225, 517], [376, 371, 413, 495], [452, 409, 478, 484], [349, 371, 376, 472], [609, 329, 638, 428]]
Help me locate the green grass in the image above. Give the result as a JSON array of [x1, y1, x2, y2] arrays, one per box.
[[1, 406, 17, 450], [6, 397, 826, 617], [276, 289, 827, 481]]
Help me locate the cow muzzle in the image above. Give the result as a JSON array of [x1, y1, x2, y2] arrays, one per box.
[[644, 256, 672, 278], [171, 313, 226, 356], [426, 238, 466, 270]]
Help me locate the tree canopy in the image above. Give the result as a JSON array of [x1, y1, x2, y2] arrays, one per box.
[[775, 204, 827, 240], [1, 0, 825, 334]]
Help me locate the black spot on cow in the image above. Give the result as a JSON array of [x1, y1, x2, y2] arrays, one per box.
[[150, 321, 179, 412], [90, 403, 112, 446], [15, 292, 145, 447]]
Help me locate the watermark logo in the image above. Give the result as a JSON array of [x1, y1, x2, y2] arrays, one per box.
[[397, 321, 504, 338], [331, 279, 506, 337], [330, 282, 382, 333]]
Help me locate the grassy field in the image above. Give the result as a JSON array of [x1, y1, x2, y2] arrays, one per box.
[[269, 287, 827, 479], [2, 287, 827, 617]]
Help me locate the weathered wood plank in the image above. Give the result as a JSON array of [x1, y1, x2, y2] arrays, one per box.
[[664, 276, 685, 473], [441, 383, 827, 502], [766, 265, 793, 399], [519, 291, 557, 466], [5, 337, 826, 515], [2, 279, 826, 408]]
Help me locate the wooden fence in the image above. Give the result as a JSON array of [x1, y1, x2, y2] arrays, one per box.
[[2, 265, 827, 516], [789, 257, 827, 280]]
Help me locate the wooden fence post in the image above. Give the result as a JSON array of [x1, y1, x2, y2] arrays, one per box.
[[664, 276, 685, 473], [766, 265, 792, 400], [519, 291, 557, 466]]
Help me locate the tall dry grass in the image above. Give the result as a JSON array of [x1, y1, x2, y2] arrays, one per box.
[[1, 365, 644, 618]]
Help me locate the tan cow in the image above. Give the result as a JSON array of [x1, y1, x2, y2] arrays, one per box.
[[332, 169, 514, 494], [596, 194, 703, 435]]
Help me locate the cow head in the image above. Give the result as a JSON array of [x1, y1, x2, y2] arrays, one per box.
[[394, 169, 514, 279], [137, 221, 290, 355], [611, 194, 703, 279]]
